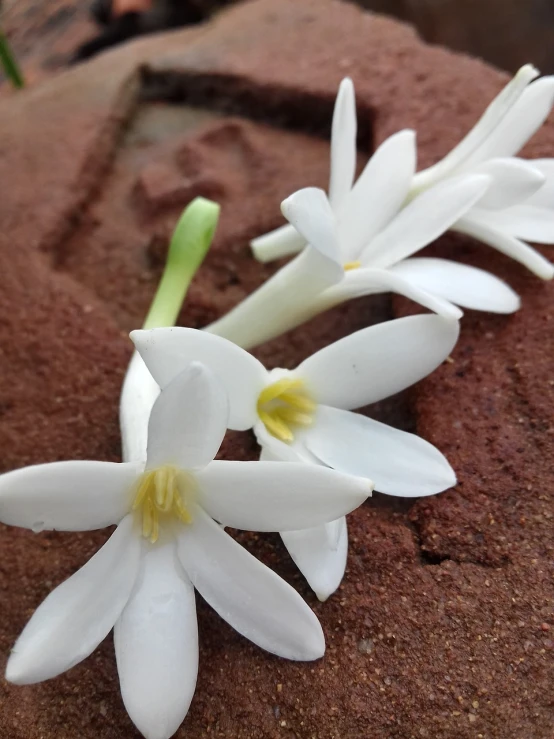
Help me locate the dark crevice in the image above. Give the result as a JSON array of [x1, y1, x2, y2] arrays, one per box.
[[409, 515, 503, 568], [418, 549, 453, 566], [139, 68, 375, 151]]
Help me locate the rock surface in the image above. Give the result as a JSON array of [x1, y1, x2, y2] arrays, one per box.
[[0, 1, 553, 738]]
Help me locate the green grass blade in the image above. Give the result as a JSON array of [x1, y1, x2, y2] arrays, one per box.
[[0, 30, 24, 89]]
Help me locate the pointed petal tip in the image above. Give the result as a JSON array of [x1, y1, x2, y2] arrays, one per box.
[[519, 63, 540, 82], [338, 76, 354, 91], [299, 623, 326, 661], [436, 302, 463, 321], [451, 306, 464, 320], [313, 578, 341, 602], [397, 128, 416, 142], [280, 187, 326, 217], [5, 656, 28, 686], [132, 717, 183, 739], [497, 291, 522, 314], [129, 328, 146, 347]]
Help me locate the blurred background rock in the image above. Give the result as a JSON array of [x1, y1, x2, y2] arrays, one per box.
[[353, 0, 554, 73], [1, 0, 554, 84]]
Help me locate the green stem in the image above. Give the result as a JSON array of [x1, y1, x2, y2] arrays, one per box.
[[0, 30, 24, 89], [143, 196, 220, 330]]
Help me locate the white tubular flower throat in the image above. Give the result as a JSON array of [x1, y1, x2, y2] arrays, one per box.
[[0, 363, 372, 739], [132, 316, 459, 602]]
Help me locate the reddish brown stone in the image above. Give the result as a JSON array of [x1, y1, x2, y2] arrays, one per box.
[[0, 2, 553, 738]]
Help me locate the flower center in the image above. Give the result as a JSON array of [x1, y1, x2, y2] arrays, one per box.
[[132, 466, 194, 544], [343, 261, 361, 271], [256, 377, 316, 443]]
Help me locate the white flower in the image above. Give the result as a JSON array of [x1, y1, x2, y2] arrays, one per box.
[[204, 168, 479, 348], [412, 64, 554, 281], [0, 363, 371, 739], [252, 72, 554, 320], [203, 84, 496, 351], [132, 314, 458, 602]]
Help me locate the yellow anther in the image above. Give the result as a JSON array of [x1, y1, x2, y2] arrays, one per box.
[[155, 467, 168, 507], [259, 410, 294, 442], [343, 261, 361, 271], [132, 466, 194, 543], [279, 392, 317, 412], [257, 378, 304, 406], [257, 377, 317, 443], [274, 406, 314, 427]]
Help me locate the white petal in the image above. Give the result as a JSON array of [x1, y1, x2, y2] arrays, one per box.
[[196, 460, 371, 531], [6, 515, 140, 685], [281, 188, 344, 280], [520, 158, 554, 208], [146, 362, 228, 471], [281, 518, 348, 602], [473, 158, 545, 210], [177, 506, 325, 660], [462, 75, 554, 166], [115, 543, 198, 739], [316, 266, 463, 319], [328, 78, 357, 209], [491, 204, 554, 243], [483, 159, 554, 242], [0, 460, 140, 532], [132, 327, 266, 431], [338, 130, 416, 261], [456, 215, 554, 279], [120, 351, 161, 465], [250, 223, 306, 263], [412, 64, 539, 188], [296, 314, 460, 409], [390, 258, 521, 314], [306, 407, 456, 496], [363, 174, 491, 268]]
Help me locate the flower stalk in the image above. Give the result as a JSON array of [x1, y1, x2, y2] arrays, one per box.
[[0, 28, 24, 89], [142, 197, 220, 330]]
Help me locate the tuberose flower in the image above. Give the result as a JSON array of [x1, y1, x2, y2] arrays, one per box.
[[0, 363, 371, 739], [252, 72, 554, 319], [204, 167, 480, 348], [132, 314, 459, 601], [412, 64, 554, 281]]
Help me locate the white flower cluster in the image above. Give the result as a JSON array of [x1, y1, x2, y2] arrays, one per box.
[[0, 67, 552, 739]]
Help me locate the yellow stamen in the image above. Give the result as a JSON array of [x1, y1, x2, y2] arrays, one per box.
[[274, 406, 314, 427], [258, 410, 294, 442], [132, 466, 194, 543], [343, 261, 361, 271], [155, 467, 168, 507], [279, 392, 317, 412], [256, 377, 317, 443], [257, 378, 304, 406]]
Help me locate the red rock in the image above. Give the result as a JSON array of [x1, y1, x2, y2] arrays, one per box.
[[0, 2, 552, 738]]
